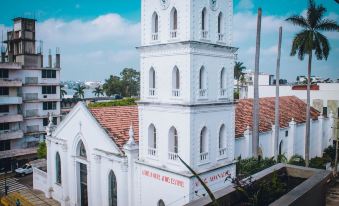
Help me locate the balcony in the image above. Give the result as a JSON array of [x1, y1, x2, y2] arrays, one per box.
[[168, 152, 178, 161], [170, 30, 177, 39], [219, 148, 227, 158], [0, 114, 23, 123], [149, 88, 156, 97], [25, 109, 39, 118], [25, 77, 39, 85], [0, 62, 22, 70], [0, 96, 22, 105], [172, 89, 180, 97], [24, 93, 38, 101], [201, 30, 208, 40], [0, 147, 38, 159], [199, 89, 207, 97], [152, 33, 159, 41], [26, 125, 40, 134], [0, 130, 24, 140], [0, 79, 22, 87], [148, 147, 157, 157], [200, 152, 209, 163], [218, 33, 224, 42]]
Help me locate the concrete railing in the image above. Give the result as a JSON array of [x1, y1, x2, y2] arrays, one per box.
[[33, 167, 47, 194]]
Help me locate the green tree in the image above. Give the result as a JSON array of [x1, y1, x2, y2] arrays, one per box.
[[93, 86, 104, 97], [73, 84, 86, 99], [286, 0, 338, 166], [120, 68, 140, 97], [37, 142, 47, 159], [103, 75, 123, 97], [60, 84, 67, 98], [234, 61, 246, 97]]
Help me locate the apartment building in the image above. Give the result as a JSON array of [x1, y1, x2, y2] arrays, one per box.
[[0, 17, 61, 171]]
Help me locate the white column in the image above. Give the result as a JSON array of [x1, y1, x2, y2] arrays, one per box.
[[317, 115, 324, 157], [243, 126, 252, 158], [271, 124, 277, 158], [287, 119, 296, 160], [61, 144, 70, 206], [93, 155, 102, 206], [46, 138, 53, 198]]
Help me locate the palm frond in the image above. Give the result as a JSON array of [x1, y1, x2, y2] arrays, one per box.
[[315, 19, 339, 31], [286, 15, 309, 28], [290, 30, 309, 60], [315, 32, 330, 60]]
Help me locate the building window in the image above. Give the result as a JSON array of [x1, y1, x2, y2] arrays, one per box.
[[149, 67, 156, 96], [42, 86, 57, 94], [56, 152, 62, 184], [0, 140, 11, 151], [199, 66, 207, 97], [172, 66, 180, 97], [77, 140, 87, 158], [0, 123, 10, 131], [285, 130, 288, 137], [43, 102, 57, 110], [200, 127, 207, 153], [170, 7, 178, 38], [0, 105, 9, 113], [169, 127, 178, 153], [218, 12, 223, 34], [43, 117, 57, 126], [42, 70, 56, 78], [0, 87, 9, 96], [158, 200, 165, 206], [152, 12, 159, 41], [202, 8, 207, 30], [220, 67, 226, 89], [323, 107, 327, 116], [219, 124, 226, 149], [0, 69, 9, 78], [148, 124, 157, 156], [108, 170, 117, 206]]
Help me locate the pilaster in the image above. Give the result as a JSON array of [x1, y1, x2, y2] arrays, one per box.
[[287, 119, 296, 160]]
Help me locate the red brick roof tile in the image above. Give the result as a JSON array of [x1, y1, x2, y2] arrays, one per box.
[[89, 106, 139, 151], [235, 96, 320, 137]]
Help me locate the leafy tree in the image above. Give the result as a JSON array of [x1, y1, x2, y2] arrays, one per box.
[[93, 86, 104, 97], [60, 84, 67, 98], [103, 75, 123, 97], [234, 61, 246, 95], [73, 84, 86, 99], [286, 0, 338, 166], [37, 142, 47, 159], [88, 98, 137, 108]]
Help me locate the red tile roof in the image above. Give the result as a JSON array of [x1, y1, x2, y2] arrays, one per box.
[[235, 96, 320, 137], [89, 106, 139, 151], [88, 96, 320, 150]]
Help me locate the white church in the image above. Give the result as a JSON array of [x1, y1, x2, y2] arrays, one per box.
[[32, 0, 335, 206]]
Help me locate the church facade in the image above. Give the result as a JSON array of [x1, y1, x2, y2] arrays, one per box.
[[38, 0, 238, 206]]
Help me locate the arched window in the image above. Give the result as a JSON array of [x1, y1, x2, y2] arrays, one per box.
[[219, 124, 226, 149], [148, 124, 157, 149], [170, 8, 178, 30], [200, 127, 207, 153], [168, 127, 178, 153], [158, 199, 165, 206], [108, 170, 117, 206], [152, 12, 159, 33], [199, 66, 207, 97], [218, 12, 223, 34], [202, 8, 207, 31], [55, 152, 61, 184], [77, 140, 87, 158], [172, 66, 180, 96], [220, 67, 226, 89], [279, 141, 283, 155], [149, 67, 156, 96]]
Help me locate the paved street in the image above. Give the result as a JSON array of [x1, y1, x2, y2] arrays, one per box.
[[327, 177, 339, 206], [0, 174, 30, 194]]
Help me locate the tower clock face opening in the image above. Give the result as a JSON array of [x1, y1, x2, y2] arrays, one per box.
[[160, 0, 170, 10]]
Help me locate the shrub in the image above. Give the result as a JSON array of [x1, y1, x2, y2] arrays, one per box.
[[88, 98, 137, 108], [323, 145, 338, 166], [309, 156, 331, 169], [288, 155, 305, 166], [237, 157, 276, 178], [37, 142, 47, 159]]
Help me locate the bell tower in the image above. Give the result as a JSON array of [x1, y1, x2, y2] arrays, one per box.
[[136, 0, 237, 205]]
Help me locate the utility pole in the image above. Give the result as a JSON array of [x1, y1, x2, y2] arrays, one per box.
[[252, 8, 262, 158], [274, 27, 283, 161]]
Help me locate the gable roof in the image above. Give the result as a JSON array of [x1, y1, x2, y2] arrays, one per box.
[[235, 96, 320, 137], [89, 106, 139, 150]]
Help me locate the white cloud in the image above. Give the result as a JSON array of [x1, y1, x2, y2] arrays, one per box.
[[237, 0, 254, 10]]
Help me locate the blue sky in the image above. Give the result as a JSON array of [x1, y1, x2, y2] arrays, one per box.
[[0, 0, 338, 81]]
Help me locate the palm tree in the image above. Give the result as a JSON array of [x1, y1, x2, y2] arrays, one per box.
[[73, 84, 86, 99], [60, 84, 67, 98], [286, 0, 338, 166], [234, 62, 246, 94], [93, 86, 104, 97]]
